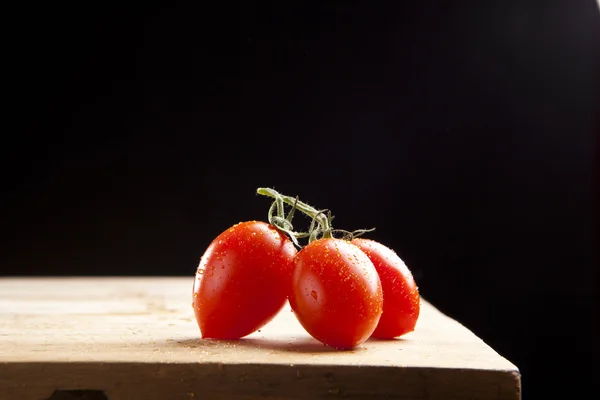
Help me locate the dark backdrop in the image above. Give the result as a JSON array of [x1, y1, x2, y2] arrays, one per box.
[[3, 1, 598, 399]]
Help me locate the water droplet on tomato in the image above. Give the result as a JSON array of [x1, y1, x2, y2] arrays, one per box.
[[198, 268, 205, 274]]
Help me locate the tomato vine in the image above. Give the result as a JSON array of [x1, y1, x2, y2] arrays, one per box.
[[257, 187, 375, 247]]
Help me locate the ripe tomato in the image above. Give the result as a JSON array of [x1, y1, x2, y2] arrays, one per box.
[[289, 238, 383, 349], [193, 220, 297, 339], [352, 238, 420, 339]]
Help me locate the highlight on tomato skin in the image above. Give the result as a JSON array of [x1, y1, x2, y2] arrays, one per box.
[[192, 220, 297, 340], [351, 238, 420, 339], [288, 238, 383, 350]]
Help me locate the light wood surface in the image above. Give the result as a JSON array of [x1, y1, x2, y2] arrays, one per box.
[[0, 277, 520, 400]]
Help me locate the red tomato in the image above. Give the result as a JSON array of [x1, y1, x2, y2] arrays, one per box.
[[289, 238, 383, 349], [352, 238, 420, 339], [193, 220, 297, 339]]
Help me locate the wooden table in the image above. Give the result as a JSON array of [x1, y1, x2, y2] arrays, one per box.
[[0, 277, 520, 400]]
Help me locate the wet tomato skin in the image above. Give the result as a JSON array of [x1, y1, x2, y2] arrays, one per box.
[[193, 221, 297, 339], [289, 238, 383, 350], [352, 238, 420, 339]]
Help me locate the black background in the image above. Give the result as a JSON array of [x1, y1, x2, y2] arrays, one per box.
[[3, 1, 599, 399]]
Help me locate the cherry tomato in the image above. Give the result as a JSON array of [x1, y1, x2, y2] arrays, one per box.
[[352, 238, 420, 339], [193, 220, 297, 339], [289, 238, 383, 349]]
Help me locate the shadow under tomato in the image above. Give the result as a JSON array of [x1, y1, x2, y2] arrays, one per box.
[[366, 337, 409, 343], [173, 337, 368, 354]]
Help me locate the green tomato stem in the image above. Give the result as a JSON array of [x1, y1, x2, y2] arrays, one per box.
[[257, 187, 333, 238], [257, 187, 375, 246]]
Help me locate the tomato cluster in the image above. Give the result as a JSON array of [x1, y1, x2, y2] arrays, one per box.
[[192, 188, 420, 350]]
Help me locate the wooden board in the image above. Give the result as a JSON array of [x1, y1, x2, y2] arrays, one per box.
[[0, 277, 520, 400]]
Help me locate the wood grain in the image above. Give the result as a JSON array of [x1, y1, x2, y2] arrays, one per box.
[[0, 277, 520, 400]]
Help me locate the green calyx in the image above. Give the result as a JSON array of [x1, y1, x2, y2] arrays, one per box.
[[256, 187, 375, 248]]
